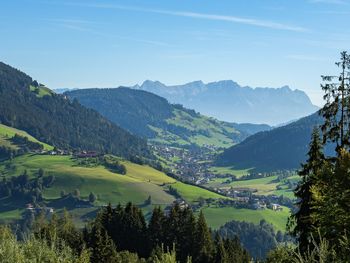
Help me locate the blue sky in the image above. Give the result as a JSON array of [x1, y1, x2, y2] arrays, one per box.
[[1, 0, 350, 106]]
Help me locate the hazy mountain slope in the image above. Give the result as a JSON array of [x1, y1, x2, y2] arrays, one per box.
[[216, 112, 334, 171], [0, 62, 150, 159], [66, 88, 269, 148], [133, 80, 319, 125]]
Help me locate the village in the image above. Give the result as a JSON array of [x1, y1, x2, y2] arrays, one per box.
[[151, 144, 292, 212]]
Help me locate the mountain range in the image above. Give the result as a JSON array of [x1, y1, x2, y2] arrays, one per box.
[[132, 80, 319, 125], [65, 88, 270, 149]]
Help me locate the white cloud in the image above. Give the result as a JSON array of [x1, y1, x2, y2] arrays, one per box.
[[62, 2, 308, 32]]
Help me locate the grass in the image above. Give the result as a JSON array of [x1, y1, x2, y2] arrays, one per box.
[[0, 154, 292, 231], [0, 154, 228, 224], [206, 174, 298, 199], [0, 154, 175, 205], [206, 176, 279, 194], [171, 182, 226, 203], [0, 209, 23, 223], [149, 109, 238, 148], [0, 124, 53, 151], [202, 205, 290, 232], [209, 166, 253, 178], [29, 85, 53, 98]]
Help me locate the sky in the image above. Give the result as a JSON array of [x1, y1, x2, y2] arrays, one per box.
[[1, 0, 350, 106]]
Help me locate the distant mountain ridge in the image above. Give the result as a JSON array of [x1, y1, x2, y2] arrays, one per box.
[[132, 80, 319, 125], [66, 87, 270, 149]]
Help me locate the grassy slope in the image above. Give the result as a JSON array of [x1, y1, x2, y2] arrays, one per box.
[[0, 124, 53, 151], [29, 85, 53, 98], [150, 109, 238, 148], [202, 205, 290, 231], [209, 166, 253, 178], [205, 175, 297, 199], [0, 154, 289, 230], [0, 154, 227, 221]]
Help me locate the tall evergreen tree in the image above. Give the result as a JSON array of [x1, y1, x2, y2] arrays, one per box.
[[290, 128, 325, 251], [85, 222, 118, 263], [223, 237, 250, 263], [310, 149, 350, 252], [177, 207, 196, 262], [163, 203, 182, 250], [320, 51, 350, 151], [148, 206, 165, 251], [193, 211, 214, 263], [214, 233, 228, 263]]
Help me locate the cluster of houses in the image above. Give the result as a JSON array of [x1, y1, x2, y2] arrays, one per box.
[[25, 203, 54, 215], [43, 149, 102, 158], [152, 144, 288, 212], [151, 144, 217, 181]]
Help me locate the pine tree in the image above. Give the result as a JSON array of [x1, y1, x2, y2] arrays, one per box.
[[193, 211, 214, 263], [86, 222, 118, 263], [163, 203, 182, 250], [223, 237, 250, 263], [290, 127, 325, 252], [58, 209, 84, 254], [214, 233, 228, 263], [311, 149, 350, 250], [89, 192, 97, 203], [148, 206, 165, 250], [320, 51, 350, 151], [178, 207, 196, 262]]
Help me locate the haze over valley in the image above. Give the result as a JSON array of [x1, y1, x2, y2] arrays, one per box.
[[1, 0, 350, 262]]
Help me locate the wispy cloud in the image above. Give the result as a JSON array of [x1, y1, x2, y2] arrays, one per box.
[[47, 17, 173, 47], [47, 18, 96, 31], [61, 2, 308, 32]]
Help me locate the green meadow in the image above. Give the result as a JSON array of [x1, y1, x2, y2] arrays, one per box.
[[0, 153, 290, 231], [0, 124, 53, 151], [202, 205, 290, 232], [209, 166, 253, 178]]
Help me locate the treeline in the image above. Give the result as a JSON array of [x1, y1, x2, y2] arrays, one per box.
[[89, 203, 249, 262], [74, 155, 127, 175], [0, 62, 151, 160], [0, 134, 44, 160], [103, 156, 127, 175], [18, 204, 250, 263], [218, 220, 291, 259], [0, 169, 54, 203]]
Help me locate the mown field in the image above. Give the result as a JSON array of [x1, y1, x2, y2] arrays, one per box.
[[0, 153, 291, 230], [205, 174, 297, 199], [0, 154, 226, 222], [150, 108, 239, 148], [209, 166, 253, 178], [29, 85, 53, 98], [202, 205, 290, 232], [0, 124, 53, 151]]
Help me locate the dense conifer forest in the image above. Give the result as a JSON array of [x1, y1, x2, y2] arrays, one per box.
[[0, 62, 151, 160]]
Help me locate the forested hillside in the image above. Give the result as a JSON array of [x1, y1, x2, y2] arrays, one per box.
[[0, 62, 150, 159], [217, 112, 333, 171], [66, 88, 268, 148]]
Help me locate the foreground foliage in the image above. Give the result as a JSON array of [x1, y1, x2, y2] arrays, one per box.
[[277, 51, 350, 262]]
